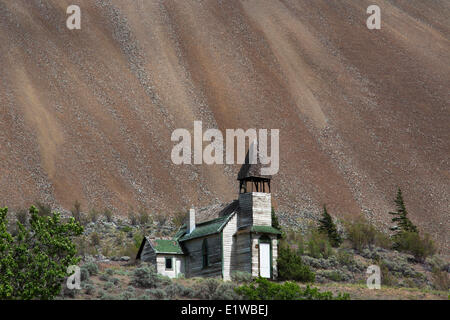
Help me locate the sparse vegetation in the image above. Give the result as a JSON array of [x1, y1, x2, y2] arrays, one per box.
[[307, 229, 334, 259], [318, 205, 342, 247], [103, 209, 113, 223], [235, 277, 350, 300], [345, 216, 391, 251], [394, 231, 436, 262]]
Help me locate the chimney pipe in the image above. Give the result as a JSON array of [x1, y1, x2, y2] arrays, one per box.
[[187, 208, 196, 234]]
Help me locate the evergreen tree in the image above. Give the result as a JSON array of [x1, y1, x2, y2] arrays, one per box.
[[389, 188, 418, 249], [389, 188, 418, 235], [318, 205, 342, 247]]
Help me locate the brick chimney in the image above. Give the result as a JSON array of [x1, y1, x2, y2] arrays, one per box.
[[187, 208, 196, 234]]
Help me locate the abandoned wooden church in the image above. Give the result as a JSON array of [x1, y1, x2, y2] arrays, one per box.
[[136, 159, 281, 280]]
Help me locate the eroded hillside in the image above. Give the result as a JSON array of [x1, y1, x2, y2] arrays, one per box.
[[0, 1, 448, 250]]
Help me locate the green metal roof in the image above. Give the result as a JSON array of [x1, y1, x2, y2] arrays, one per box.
[[177, 213, 234, 242], [251, 225, 282, 235], [152, 239, 184, 254]]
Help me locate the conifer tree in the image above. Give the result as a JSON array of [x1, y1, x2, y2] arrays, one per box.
[[318, 205, 342, 247], [389, 188, 418, 235]]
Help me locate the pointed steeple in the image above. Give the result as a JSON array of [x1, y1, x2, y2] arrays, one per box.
[[237, 143, 271, 194]]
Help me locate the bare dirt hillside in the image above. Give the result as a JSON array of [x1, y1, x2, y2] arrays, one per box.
[[0, 1, 448, 250]]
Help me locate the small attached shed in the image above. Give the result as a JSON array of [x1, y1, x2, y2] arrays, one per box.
[[136, 238, 185, 278]]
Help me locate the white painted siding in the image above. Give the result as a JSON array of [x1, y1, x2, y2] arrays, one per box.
[[222, 214, 237, 281], [252, 193, 272, 226], [156, 254, 185, 279]]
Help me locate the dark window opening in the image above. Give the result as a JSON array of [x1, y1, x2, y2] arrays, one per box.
[[165, 257, 172, 270], [202, 239, 209, 268]]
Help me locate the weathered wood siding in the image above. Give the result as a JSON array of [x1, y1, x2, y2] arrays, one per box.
[[251, 235, 259, 277], [271, 237, 278, 279], [140, 239, 157, 264], [222, 214, 237, 281], [156, 254, 185, 279], [238, 192, 272, 228], [232, 232, 252, 275], [238, 193, 253, 228], [182, 234, 222, 278]]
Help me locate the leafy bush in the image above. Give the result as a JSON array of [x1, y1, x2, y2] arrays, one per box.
[[130, 264, 161, 288], [231, 271, 253, 283], [119, 287, 136, 300], [82, 262, 99, 276], [277, 245, 315, 282], [395, 232, 436, 262], [147, 288, 167, 299], [191, 278, 241, 300], [191, 278, 221, 299], [83, 283, 95, 295], [99, 273, 110, 281], [105, 268, 115, 276], [336, 250, 354, 266], [345, 217, 391, 251], [164, 282, 191, 299], [235, 277, 350, 300], [0, 206, 83, 299], [307, 230, 334, 259], [80, 267, 90, 282]]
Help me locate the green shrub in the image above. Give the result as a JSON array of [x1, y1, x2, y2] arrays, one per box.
[[307, 230, 334, 259], [395, 232, 436, 262], [80, 267, 90, 281], [105, 268, 115, 276], [336, 250, 354, 266], [0, 206, 83, 300], [164, 282, 190, 299], [99, 273, 110, 282], [83, 262, 99, 276], [130, 265, 161, 288], [83, 283, 95, 295], [147, 288, 167, 299], [231, 271, 253, 283], [277, 245, 315, 282], [345, 217, 391, 251], [235, 277, 349, 300]]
